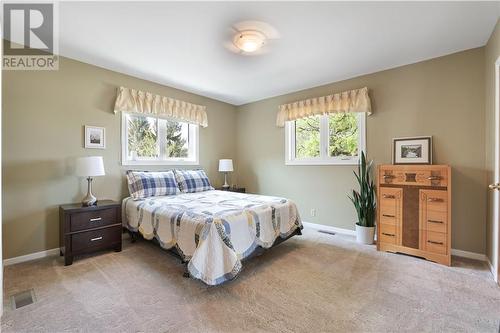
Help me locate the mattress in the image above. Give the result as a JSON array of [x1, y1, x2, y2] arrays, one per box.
[[122, 190, 302, 285]]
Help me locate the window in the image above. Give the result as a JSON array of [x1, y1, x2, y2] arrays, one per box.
[[285, 113, 366, 165], [121, 112, 199, 165]]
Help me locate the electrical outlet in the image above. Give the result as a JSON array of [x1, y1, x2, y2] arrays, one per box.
[[310, 208, 316, 217]]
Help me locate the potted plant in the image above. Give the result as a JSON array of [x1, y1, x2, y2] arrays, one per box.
[[348, 151, 376, 244]]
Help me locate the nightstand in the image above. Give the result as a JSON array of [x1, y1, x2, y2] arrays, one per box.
[[216, 187, 246, 193], [59, 200, 122, 266]]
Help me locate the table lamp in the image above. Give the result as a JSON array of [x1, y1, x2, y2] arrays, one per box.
[[75, 156, 105, 206], [218, 159, 233, 189]]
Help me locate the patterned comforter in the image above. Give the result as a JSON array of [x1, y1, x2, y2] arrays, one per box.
[[122, 190, 303, 285]]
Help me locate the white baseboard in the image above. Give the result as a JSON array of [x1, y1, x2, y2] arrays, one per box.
[[450, 249, 487, 262], [487, 258, 497, 282], [302, 221, 356, 236], [3, 248, 60, 266], [302, 221, 487, 262]]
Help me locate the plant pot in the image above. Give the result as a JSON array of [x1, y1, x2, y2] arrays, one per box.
[[355, 224, 375, 245]]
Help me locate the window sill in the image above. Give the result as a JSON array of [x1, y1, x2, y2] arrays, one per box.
[[285, 159, 359, 166], [122, 160, 199, 166]]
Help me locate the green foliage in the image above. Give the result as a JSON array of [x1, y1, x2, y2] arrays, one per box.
[[166, 122, 188, 158], [128, 116, 189, 159], [328, 113, 358, 157], [128, 117, 158, 157], [294, 113, 358, 158], [295, 116, 320, 158], [348, 151, 376, 227]]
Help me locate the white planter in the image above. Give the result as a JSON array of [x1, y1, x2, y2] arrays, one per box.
[[355, 224, 375, 245]]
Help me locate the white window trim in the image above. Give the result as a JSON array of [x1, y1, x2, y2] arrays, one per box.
[[121, 112, 199, 166], [285, 113, 366, 166]]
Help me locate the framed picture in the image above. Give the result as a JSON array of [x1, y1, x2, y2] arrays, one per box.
[[84, 126, 106, 149], [392, 136, 432, 165]]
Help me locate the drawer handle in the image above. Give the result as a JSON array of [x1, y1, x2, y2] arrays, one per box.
[[382, 214, 395, 218], [428, 198, 444, 202], [382, 232, 395, 237], [90, 236, 103, 242], [427, 176, 442, 181], [383, 195, 396, 199], [383, 174, 395, 179], [90, 217, 102, 222], [427, 240, 443, 245], [428, 219, 444, 224]]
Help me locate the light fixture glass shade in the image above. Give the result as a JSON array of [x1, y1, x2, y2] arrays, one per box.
[[75, 156, 105, 177], [234, 30, 266, 53], [218, 159, 234, 172]]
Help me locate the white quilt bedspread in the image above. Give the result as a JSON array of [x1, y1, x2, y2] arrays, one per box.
[[122, 190, 302, 285]]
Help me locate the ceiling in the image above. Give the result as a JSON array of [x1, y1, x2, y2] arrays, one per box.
[[59, 2, 499, 105]]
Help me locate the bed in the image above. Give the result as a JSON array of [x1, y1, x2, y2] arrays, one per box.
[[122, 190, 302, 285], [122, 190, 303, 285]]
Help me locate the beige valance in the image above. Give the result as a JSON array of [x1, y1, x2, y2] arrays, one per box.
[[276, 87, 372, 127], [114, 86, 208, 127]]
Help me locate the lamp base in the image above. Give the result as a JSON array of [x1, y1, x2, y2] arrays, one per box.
[[82, 177, 98, 206], [222, 172, 230, 189]]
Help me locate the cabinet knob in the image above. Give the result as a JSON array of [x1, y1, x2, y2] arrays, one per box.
[[382, 232, 395, 237], [428, 219, 444, 224], [383, 195, 396, 199], [427, 240, 444, 245]]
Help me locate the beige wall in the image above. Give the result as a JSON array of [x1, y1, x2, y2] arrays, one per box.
[[2, 57, 237, 259], [486, 20, 500, 265], [236, 48, 486, 254]]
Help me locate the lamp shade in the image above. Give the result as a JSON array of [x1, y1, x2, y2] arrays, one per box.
[[218, 159, 233, 172], [75, 156, 105, 177]]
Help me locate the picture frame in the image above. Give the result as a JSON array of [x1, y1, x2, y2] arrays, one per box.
[[392, 136, 432, 165], [84, 126, 106, 149]]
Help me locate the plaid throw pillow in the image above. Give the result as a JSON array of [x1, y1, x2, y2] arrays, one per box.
[[174, 169, 214, 193], [126, 170, 180, 200]]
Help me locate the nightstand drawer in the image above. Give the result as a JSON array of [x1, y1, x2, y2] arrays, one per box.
[[70, 208, 117, 232], [71, 226, 121, 252]]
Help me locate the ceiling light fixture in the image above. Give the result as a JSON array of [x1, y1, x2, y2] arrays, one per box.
[[233, 30, 266, 53]]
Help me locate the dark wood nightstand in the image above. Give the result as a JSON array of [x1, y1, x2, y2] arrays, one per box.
[[216, 187, 246, 193], [59, 200, 122, 266]]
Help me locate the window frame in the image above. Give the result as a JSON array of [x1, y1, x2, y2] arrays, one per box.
[[121, 112, 199, 166], [284, 112, 366, 166]]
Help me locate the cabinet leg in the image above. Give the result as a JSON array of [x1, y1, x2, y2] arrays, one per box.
[[64, 255, 73, 266], [59, 249, 63, 257], [115, 243, 122, 252]]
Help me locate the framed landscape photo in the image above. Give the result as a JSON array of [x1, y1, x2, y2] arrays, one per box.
[[84, 126, 106, 149], [392, 136, 432, 165]]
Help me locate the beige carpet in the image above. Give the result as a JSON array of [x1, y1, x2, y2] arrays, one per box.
[[2, 228, 499, 333]]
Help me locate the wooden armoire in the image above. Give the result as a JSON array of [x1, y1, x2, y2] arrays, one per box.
[[377, 165, 451, 266]]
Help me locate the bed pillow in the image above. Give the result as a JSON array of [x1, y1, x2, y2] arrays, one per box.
[[174, 169, 214, 193], [126, 170, 180, 199]]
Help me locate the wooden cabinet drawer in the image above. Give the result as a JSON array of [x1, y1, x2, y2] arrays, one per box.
[[379, 166, 448, 187], [424, 231, 447, 255], [424, 210, 447, 233], [379, 224, 398, 244], [70, 208, 117, 232], [379, 187, 402, 226], [71, 226, 121, 252]]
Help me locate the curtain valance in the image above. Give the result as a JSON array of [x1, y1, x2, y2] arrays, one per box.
[[114, 86, 208, 127], [276, 87, 372, 127]]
